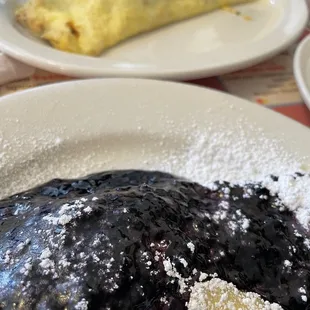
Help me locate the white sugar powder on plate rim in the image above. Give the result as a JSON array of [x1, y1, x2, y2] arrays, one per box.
[[0, 114, 309, 229], [161, 122, 310, 230]]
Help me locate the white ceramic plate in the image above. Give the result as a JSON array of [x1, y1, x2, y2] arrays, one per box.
[[294, 35, 310, 111], [0, 78, 309, 199], [0, 0, 308, 79]]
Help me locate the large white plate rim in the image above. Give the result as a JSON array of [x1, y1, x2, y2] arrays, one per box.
[[0, 78, 309, 198], [294, 35, 310, 111]]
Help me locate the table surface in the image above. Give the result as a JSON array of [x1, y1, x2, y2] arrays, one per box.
[[1, 27, 310, 128]]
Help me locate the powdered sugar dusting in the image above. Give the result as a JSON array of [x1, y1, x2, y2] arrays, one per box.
[[161, 127, 310, 229], [164, 127, 306, 187], [260, 174, 310, 228], [187, 242, 195, 253], [1, 113, 309, 233], [75, 299, 88, 310]]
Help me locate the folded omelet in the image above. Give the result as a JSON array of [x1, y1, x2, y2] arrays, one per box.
[[16, 0, 255, 56]]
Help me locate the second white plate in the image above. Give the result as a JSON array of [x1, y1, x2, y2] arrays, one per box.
[[0, 0, 308, 79], [294, 34, 310, 111]]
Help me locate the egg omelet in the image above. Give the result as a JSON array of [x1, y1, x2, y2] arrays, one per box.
[[15, 0, 255, 56]]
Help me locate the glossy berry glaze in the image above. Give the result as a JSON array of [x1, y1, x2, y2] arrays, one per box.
[[0, 170, 309, 309]]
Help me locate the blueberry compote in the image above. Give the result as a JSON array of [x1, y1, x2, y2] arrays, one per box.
[[0, 170, 309, 309]]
